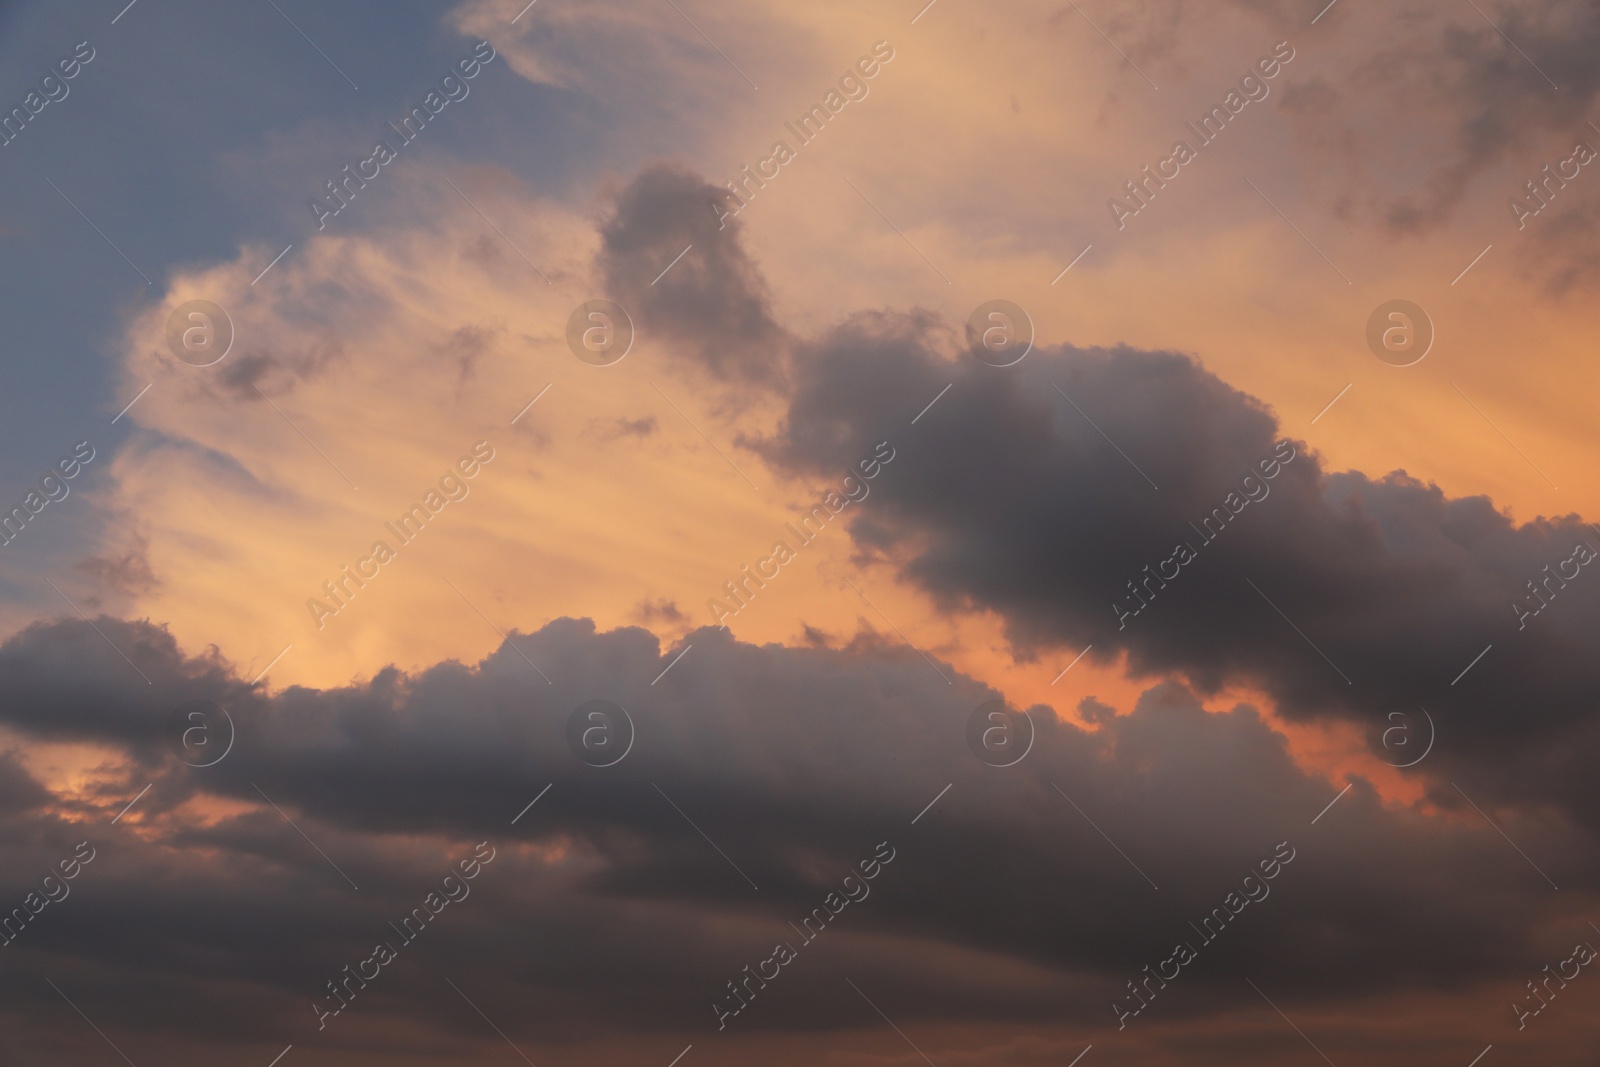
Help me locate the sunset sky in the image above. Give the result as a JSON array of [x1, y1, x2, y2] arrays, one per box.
[[2, 0, 1599, 1064]]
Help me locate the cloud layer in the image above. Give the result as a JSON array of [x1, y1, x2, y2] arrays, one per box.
[[0, 613, 1594, 1065]]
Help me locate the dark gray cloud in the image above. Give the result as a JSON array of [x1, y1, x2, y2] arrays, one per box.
[[598, 164, 788, 388], [759, 310, 1600, 836], [0, 615, 1592, 1064]]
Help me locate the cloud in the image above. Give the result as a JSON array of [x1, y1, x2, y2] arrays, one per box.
[[436, 324, 500, 385], [631, 596, 684, 624], [599, 163, 788, 388], [1368, 0, 1600, 235], [0, 613, 1593, 1065], [1515, 197, 1600, 297], [761, 310, 1600, 833], [1031, 0, 1600, 246], [591, 414, 658, 441], [74, 532, 161, 597], [0, 748, 53, 814], [1239, 0, 1600, 237]]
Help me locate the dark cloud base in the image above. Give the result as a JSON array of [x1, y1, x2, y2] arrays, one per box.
[[0, 613, 1595, 1064]]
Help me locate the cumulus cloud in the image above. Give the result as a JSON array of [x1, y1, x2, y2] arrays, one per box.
[[0, 614, 1593, 1065], [761, 310, 1600, 833]]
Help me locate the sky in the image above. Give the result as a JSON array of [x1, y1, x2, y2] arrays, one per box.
[[1, 0, 1599, 1064]]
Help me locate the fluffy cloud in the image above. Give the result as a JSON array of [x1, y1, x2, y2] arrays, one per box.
[[0, 614, 1593, 1065], [758, 308, 1600, 836]]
